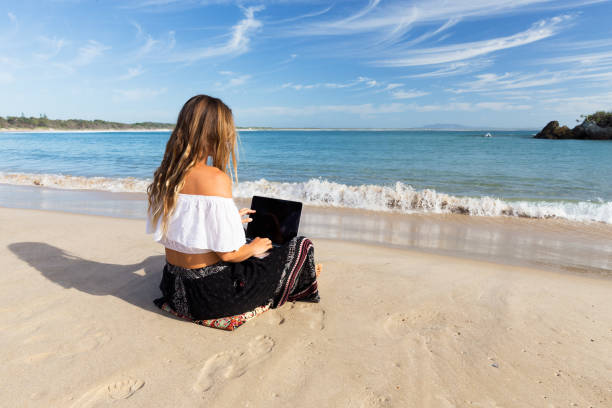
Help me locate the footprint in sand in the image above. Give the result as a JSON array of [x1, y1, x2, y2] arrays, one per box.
[[107, 379, 145, 400], [268, 303, 326, 330], [193, 335, 275, 393], [297, 303, 326, 330], [70, 378, 144, 407]]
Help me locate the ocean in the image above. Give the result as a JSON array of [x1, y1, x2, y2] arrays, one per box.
[[1, 129, 611, 224]]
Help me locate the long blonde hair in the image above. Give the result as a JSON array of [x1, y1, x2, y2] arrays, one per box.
[[147, 95, 238, 233]]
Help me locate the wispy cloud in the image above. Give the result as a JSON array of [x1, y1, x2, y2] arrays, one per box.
[[281, 76, 382, 91], [240, 103, 408, 116], [282, 82, 318, 91], [131, 0, 183, 7], [271, 5, 333, 24], [214, 70, 251, 89], [54, 40, 110, 73], [384, 83, 403, 90], [74, 40, 110, 66], [130, 22, 174, 59], [119, 66, 145, 80], [378, 15, 572, 67], [449, 64, 612, 94], [121, 0, 220, 9], [344, 0, 382, 24], [475, 101, 531, 111], [238, 100, 532, 117], [540, 91, 612, 116], [540, 50, 612, 67], [137, 35, 158, 56], [4, 11, 18, 35], [413, 101, 530, 112], [170, 6, 263, 62], [391, 89, 429, 99], [406, 60, 493, 78], [228, 75, 250, 86], [280, 77, 426, 101], [401, 18, 461, 47], [278, 53, 298, 65], [558, 38, 612, 50], [34, 36, 66, 60], [449, 72, 561, 93], [291, 1, 592, 37]]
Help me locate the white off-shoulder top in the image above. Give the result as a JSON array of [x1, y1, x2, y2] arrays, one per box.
[[146, 194, 246, 254]]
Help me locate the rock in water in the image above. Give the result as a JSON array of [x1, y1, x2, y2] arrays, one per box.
[[534, 121, 573, 139], [534, 120, 612, 140], [576, 121, 612, 140]]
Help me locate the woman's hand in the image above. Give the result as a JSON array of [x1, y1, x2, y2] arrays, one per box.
[[239, 208, 255, 224], [249, 237, 272, 256]]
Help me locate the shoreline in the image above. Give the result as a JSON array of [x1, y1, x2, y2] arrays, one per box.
[[237, 127, 538, 132], [1, 127, 538, 133], [1, 207, 611, 407], [0, 128, 173, 133], [1, 183, 610, 277]]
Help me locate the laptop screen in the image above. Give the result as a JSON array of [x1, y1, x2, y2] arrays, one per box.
[[245, 196, 302, 245]]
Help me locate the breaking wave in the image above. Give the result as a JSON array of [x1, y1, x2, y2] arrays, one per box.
[[1, 172, 610, 224], [0, 172, 150, 193], [234, 179, 612, 224]]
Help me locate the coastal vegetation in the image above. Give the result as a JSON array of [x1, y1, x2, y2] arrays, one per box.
[[535, 111, 612, 140], [0, 116, 287, 131], [580, 111, 612, 128], [0, 115, 174, 130]]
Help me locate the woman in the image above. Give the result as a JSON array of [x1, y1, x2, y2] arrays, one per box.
[[146, 95, 320, 325]]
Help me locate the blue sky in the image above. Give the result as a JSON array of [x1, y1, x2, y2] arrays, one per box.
[[1, 0, 611, 128]]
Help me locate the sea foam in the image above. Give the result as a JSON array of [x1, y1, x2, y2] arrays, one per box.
[[0, 172, 150, 193], [234, 179, 612, 224], [1, 172, 610, 224]]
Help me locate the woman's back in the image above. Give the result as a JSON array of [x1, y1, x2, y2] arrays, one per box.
[[180, 164, 231, 197], [164, 164, 236, 268]]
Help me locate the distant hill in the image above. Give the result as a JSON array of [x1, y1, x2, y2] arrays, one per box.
[[0, 115, 174, 130]]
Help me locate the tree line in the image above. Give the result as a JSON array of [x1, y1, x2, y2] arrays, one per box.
[[579, 111, 612, 127], [0, 115, 175, 130]]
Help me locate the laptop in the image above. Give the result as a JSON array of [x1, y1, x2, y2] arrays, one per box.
[[245, 196, 302, 247]]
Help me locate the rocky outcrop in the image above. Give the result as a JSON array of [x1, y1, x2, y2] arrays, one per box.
[[535, 120, 612, 140], [534, 121, 573, 139], [572, 121, 612, 140]]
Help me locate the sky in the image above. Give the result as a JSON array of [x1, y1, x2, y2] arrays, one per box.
[[1, 0, 612, 128]]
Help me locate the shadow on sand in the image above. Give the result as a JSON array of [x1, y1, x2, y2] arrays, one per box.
[[9, 242, 165, 314]]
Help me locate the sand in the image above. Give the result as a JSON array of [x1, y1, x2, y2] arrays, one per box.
[[1, 207, 611, 407]]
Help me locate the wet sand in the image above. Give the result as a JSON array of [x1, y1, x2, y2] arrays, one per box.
[[1, 207, 611, 407]]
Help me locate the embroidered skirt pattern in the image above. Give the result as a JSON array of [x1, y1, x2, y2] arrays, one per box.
[[154, 236, 320, 327]]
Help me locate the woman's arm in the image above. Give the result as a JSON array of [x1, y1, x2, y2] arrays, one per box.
[[196, 171, 272, 262], [216, 237, 273, 263]]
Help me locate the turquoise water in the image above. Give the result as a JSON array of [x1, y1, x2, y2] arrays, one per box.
[[1, 130, 611, 222]]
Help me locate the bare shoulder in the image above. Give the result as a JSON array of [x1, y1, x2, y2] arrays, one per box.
[[181, 166, 232, 198]]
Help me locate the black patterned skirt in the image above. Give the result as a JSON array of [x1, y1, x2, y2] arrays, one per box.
[[154, 236, 320, 320]]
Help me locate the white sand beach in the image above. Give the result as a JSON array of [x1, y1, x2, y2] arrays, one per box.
[[1, 207, 611, 407]]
